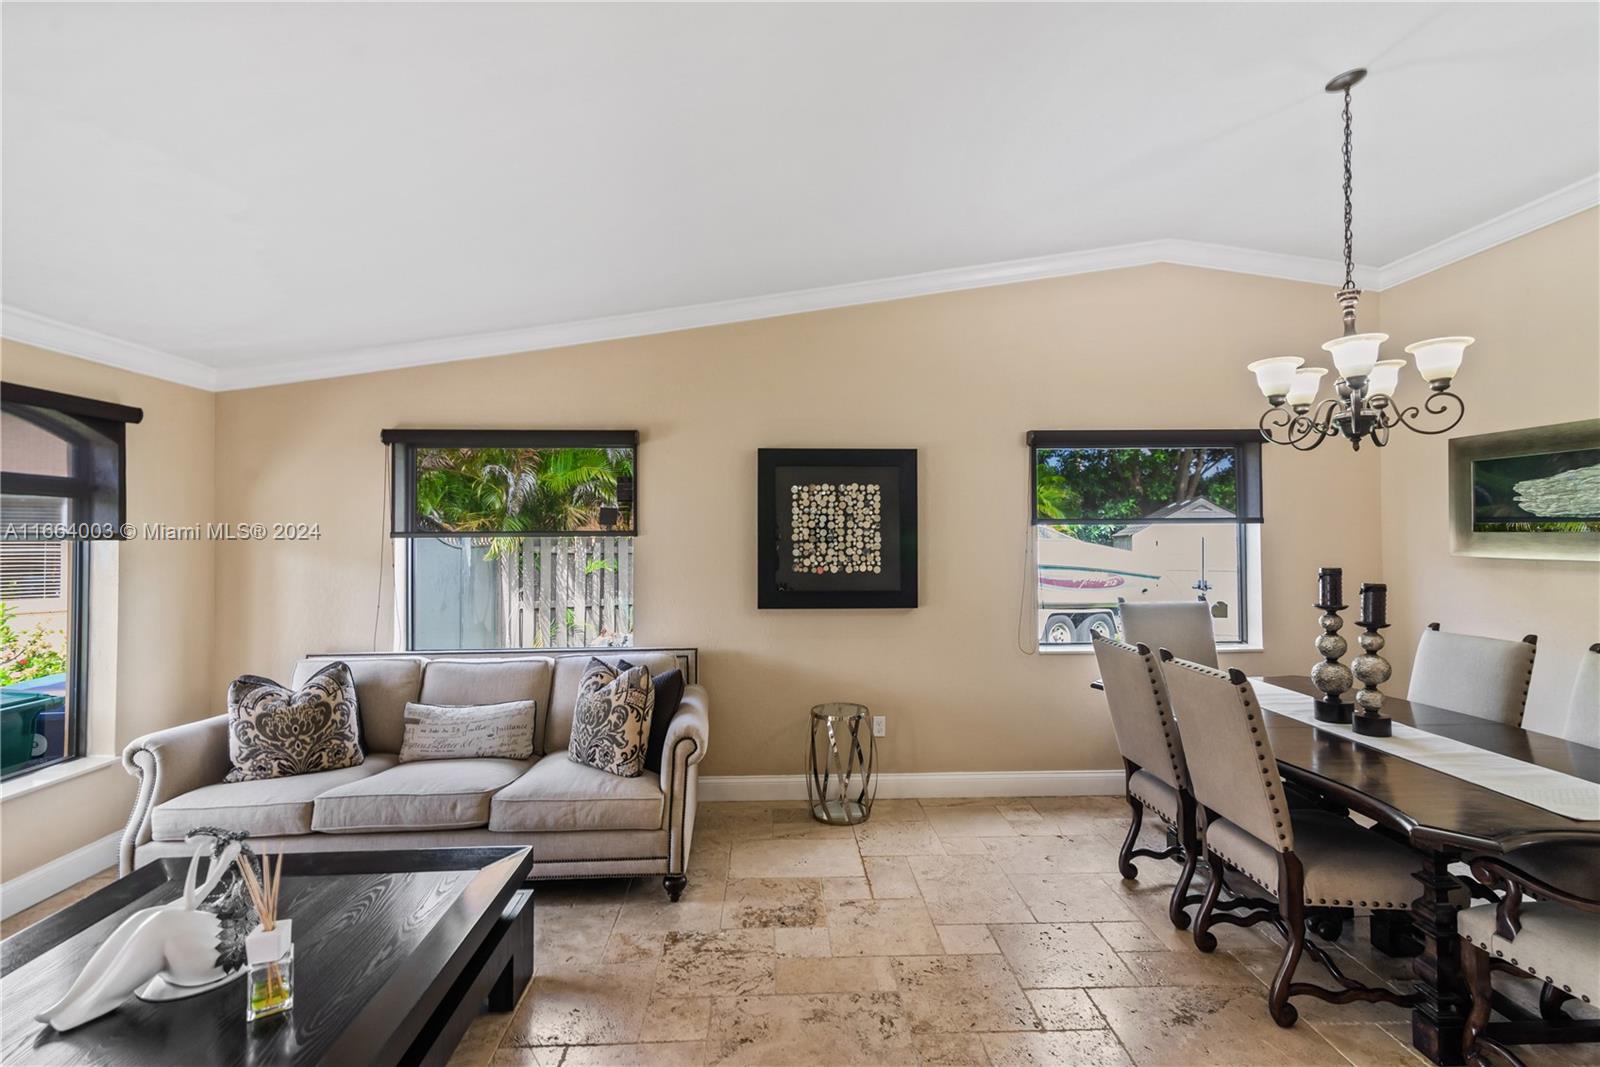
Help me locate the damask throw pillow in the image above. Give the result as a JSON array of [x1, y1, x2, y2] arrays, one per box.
[[618, 661, 685, 775], [226, 662, 363, 782], [398, 700, 537, 762], [568, 658, 655, 778]]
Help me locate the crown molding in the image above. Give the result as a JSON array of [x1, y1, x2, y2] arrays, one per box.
[[214, 238, 1372, 391], [0, 306, 219, 391], [4, 178, 1595, 393], [1373, 174, 1600, 290]]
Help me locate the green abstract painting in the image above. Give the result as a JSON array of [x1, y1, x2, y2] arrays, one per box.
[[1472, 447, 1600, 533]]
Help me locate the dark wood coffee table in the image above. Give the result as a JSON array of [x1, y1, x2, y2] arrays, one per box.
[[1, 847, 534, 1066]]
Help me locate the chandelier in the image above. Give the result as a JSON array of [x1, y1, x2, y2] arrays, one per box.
[[1248, 69, 1469, 451]]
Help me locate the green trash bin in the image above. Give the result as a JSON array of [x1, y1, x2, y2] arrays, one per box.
[[1, 682, 64, 774]]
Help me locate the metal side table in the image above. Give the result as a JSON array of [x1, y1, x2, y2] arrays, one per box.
[[806, 703, 877, 825]]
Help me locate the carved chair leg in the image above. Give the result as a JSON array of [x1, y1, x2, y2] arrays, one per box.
[[1538, 982, 1575, 1023], [1192, 848, 1227, 953], [1117, 792, 1145, 881], [1460, 938, 1496, 1066], [664, 874, 687, 902], [1163, 792, 1203, 931], [1168, 839, 1201, 931], [1268, 855, 1307, 1028]]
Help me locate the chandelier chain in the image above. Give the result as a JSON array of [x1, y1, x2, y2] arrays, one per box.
[[1341, 88, 1354, 290]]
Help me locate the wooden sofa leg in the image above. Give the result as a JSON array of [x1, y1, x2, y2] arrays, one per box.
[[664, 875, 687, 902]]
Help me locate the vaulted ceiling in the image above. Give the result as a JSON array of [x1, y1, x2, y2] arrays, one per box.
[[3, 3, 1596, 388]]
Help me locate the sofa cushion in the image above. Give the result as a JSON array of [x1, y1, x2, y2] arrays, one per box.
[[151, 755, 400, 841], [420, 658, 555, 755], [310, 757, 531, 832], [548, 652, 681, 752], [490, 752, 665, 832], [293, 656, 423, 754]]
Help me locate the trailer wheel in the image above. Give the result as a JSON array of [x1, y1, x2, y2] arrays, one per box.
[[1076, 613, 1117, 643], [1043, 615, 1076, 645]]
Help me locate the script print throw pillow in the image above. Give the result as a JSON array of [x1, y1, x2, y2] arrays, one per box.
[[399, 700, 537, 763], [568, 658, 655, 778], [226, 662, 363, 782]]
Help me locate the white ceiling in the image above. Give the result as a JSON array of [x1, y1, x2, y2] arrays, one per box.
[[3, 3, 1597, 389]]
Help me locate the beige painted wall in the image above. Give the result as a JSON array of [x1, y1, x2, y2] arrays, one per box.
[[212, 264, 1383, 778], [5, 212, 1593, 882], [1377, 209, 1600, 732], [0, 340, 217, 880]]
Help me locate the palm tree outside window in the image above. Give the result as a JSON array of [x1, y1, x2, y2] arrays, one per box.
[[384, 430, 637, 650]]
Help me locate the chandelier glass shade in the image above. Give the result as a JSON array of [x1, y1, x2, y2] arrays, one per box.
[[1250, 69, 1469, 451]]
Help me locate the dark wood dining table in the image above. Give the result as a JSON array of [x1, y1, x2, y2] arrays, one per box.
[[1254, 676, 1600, 1065], [1089, 673, 1600, 1064]]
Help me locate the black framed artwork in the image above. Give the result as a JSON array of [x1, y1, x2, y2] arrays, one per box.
[[757, 448, 918, 609]]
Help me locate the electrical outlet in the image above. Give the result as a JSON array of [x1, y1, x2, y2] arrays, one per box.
[[872, 715, 887, 737]]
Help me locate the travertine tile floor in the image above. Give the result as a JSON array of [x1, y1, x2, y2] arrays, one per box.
[[8, 799, 1597, 1066]]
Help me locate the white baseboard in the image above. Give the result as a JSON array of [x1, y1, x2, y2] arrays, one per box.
[[699, 769, 1122, 803], [0, 831, 120, 921]]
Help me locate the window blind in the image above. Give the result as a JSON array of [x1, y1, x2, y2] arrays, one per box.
[[382, 429, 639, 537], [1027, 430, 1263, 526], [1, 383, 143, 540]]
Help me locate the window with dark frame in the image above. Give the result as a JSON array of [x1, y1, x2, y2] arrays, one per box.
[[384, 429, 638, 650], [1, 383, 143, 781], [1028, 430, 1263, 648]]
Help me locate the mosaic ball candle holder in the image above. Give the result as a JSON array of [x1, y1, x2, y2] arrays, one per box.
[[1312, 567, 1354, 724], [1351, 583, 1394, 737]]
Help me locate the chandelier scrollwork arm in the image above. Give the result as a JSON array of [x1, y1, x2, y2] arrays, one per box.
[[1387, 389, 1466, 436], [1259, 398, 1342, 451]]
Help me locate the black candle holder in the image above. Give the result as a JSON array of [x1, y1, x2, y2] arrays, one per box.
[[1312, 569, 1353, 724], [1351, 583, 1393, 737]]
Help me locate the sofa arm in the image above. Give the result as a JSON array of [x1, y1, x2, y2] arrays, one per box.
[[661, 685, 709, 795], [119, 714, 232, 874], [662, 685, 708, 876]]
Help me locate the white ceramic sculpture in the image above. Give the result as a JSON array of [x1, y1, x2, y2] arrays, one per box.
[[37, 831, 255, 1032]]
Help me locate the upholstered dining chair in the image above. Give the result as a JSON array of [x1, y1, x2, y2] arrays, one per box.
[[1408, 623, 1537, 725], [1093, 634, 1212, 930], [1460, 849, 1600, 1066], [1118, 597, 1219, 667], [1159, 651, 1424, 1027], [1561, 644, 1599, 748]]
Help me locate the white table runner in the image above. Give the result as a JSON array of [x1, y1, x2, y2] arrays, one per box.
[[1252, 680, 1600, 821]]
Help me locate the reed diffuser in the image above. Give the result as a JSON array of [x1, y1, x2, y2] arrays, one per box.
[[237, 851, 292, 1021]]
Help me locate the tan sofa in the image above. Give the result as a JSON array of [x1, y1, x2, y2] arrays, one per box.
[[120, 648, 707, 900]]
